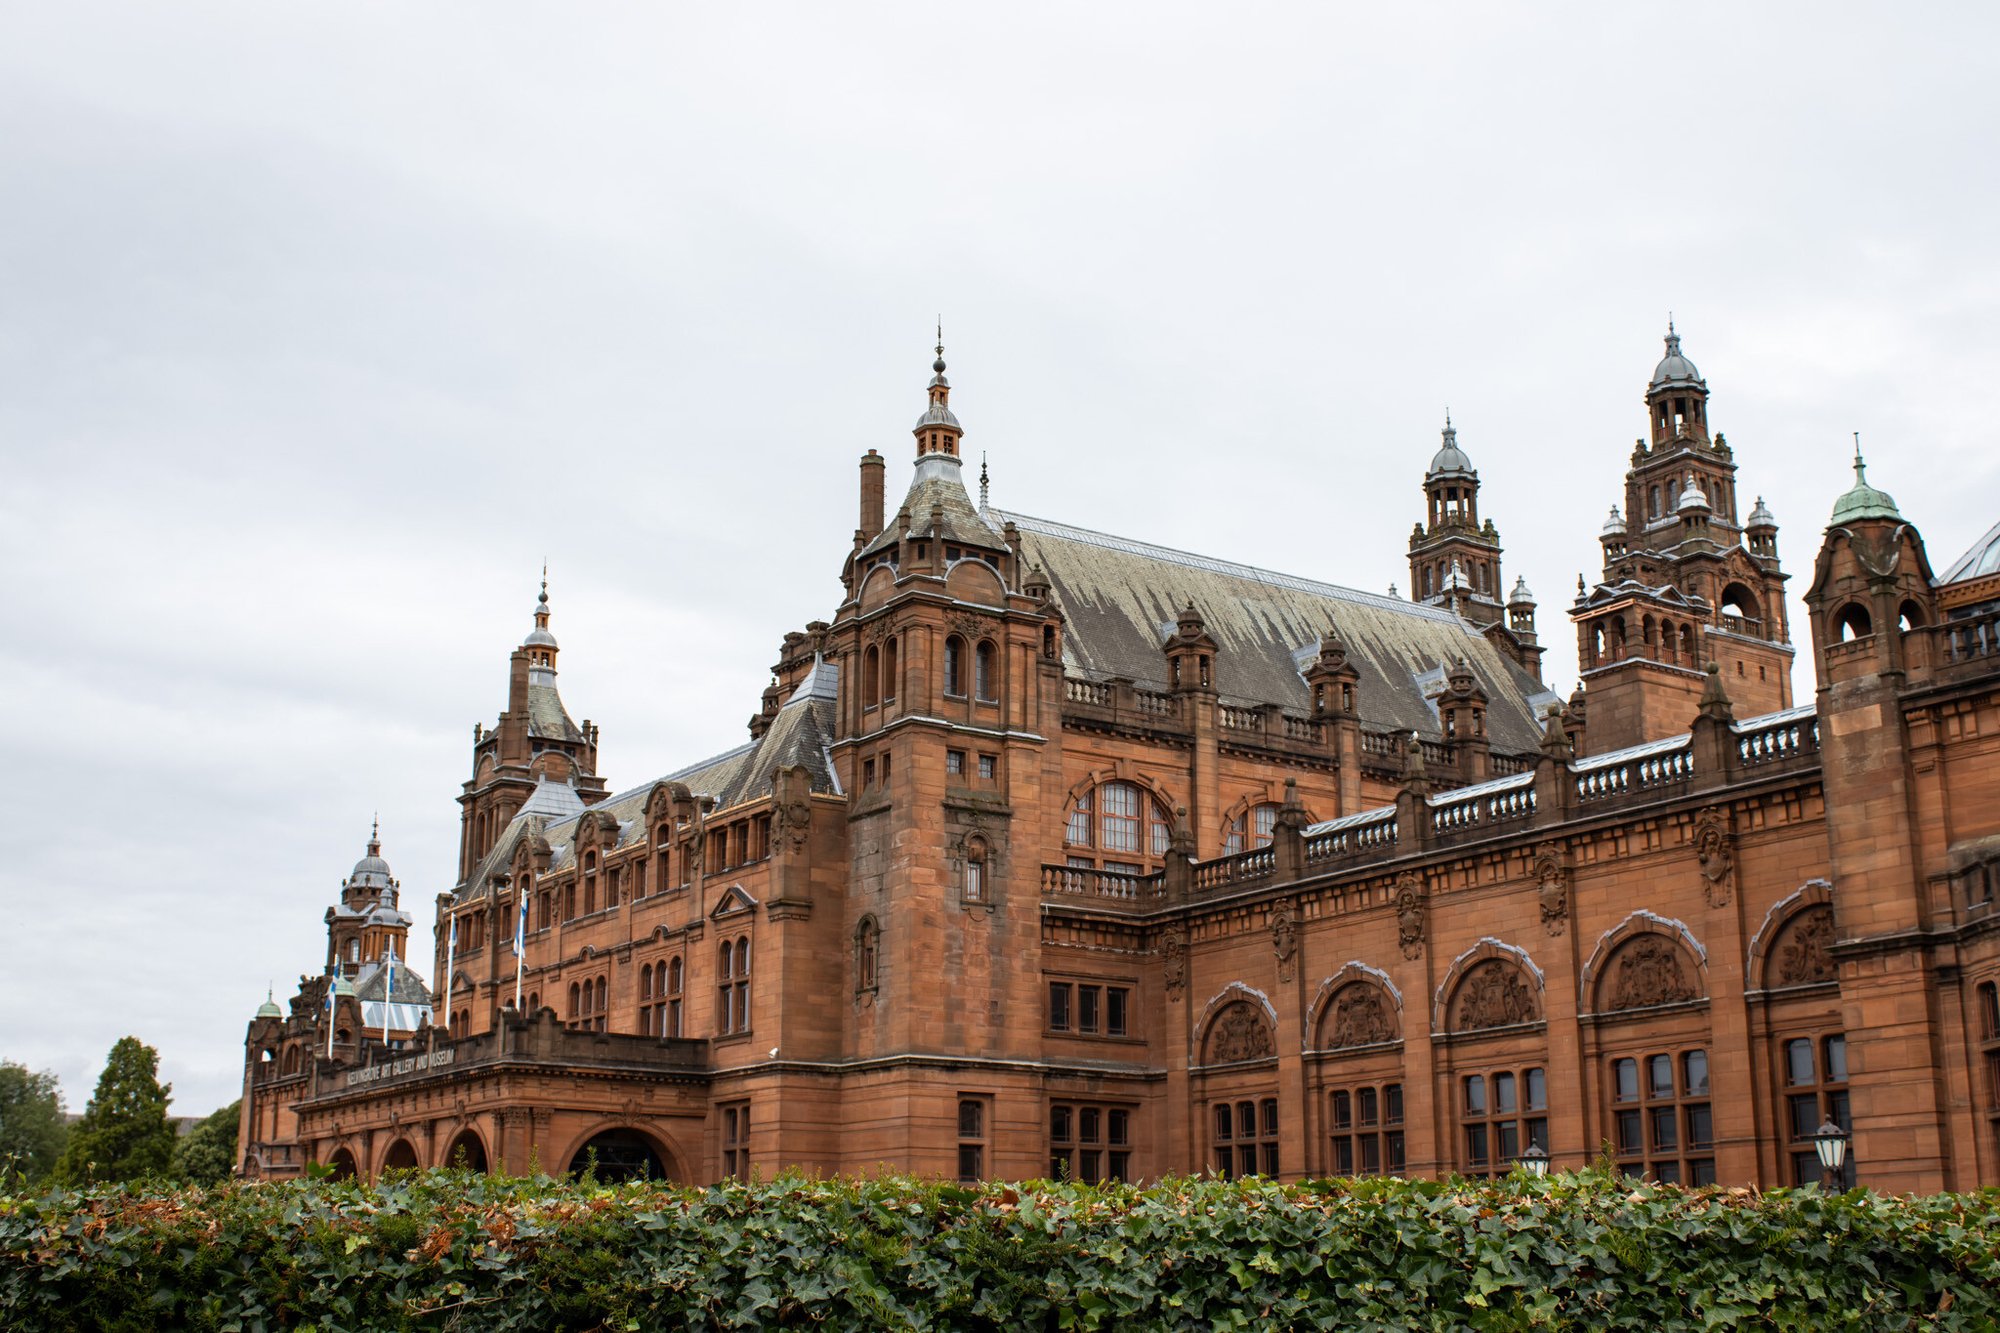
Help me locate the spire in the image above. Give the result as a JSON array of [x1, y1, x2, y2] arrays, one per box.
[[1830, 432, 1902, 523], [369, 813, 380, 857], [913, 328, 963, 459], [523, 569, 559, 666], [979, 451, 989, 509], [1664, 314, 1680, 358]]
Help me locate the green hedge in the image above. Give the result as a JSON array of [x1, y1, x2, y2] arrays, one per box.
[[3, 1171, 1995, 1331]]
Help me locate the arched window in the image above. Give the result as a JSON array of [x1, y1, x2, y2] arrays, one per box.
[[963, 837, 988, 903], [568, 981, 581, 1021], [667, 957, 684, 1037], [862, 645, 880, 707], [1224, 802, 1282, 855], [1836, 603, 1873, 642], [595, 976, 608, 1030], [583, 852, 598, 916], [1649, 485, 1661, 519], [1679, 623, 1696, 661], [974, 640, 997, 701], [883, 637, 898, 702], [944, 636, 966, 696], [1065, 781, 1174, 873], [855, 915, 880, 993], [1898, 600, 1925, 633], [719, 937, 751, 1035], [640, 964, 656, 1035]]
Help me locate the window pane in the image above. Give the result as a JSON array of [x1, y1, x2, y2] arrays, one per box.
[[1616, 1109, 1642, 1155], [1049, 983, 1070, 1031], [1107, 989, 1128, 1037], [1613, 1058, 1639, 1102], [1653, 1160, 1681, 1185], [1238, 1101, 1256, 1134], [1331, 1091, 1352, 1129], [959, 1100, 983, 1138], [1261, 1143, 1280, 1176], [1496, 1121, 1519, 1163], [1385, 1084, 1404, 1124], [1827, 1089, 1851, 1133], [1066, 804, 1092, 845], [1261, 1098, 1279, 1136], [1527, 1118, 1548, 1152], [1108, 1109, 1129, 1146], [1052, 1105, 1073, 1142], [1080, 1150, 1101, 1183], [1333, 1137, 1354, 1174], [1358, 1087, 1378, 1126], [1079, 986, 1099, 1033], [1080, 1107, 1101, 1144], [1214, 1104, 1231, 1141], [1240, 1146, 1260, 1177], [1360, 1135, 1380, 1174], [1786, 1038, 1816, 1086], [1649, 1054, 1675, 1100], [1690, 1159, 1717, 1187], [1465, 1124, 1489, 1167], [958, 1145, 982, 1182], [1649, 1106, 1678, 1151], [1788, 1092, 1820, 1140], [1387, 1131, 1406, 1173], [1525, 1068, 1547, 1111], [1823, 1035, 1848, 1084], [1683, 1050, 1709, 1097], [1686, 1103, 1713, 1150], [1464, 1075, 1486, 1115], [1108, 1152, 1130, 1182], [1494, 1073, 1517, 1114]]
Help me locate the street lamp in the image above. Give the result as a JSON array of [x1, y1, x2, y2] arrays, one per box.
[[1518, 1143, 1550, 1178], [1810, 1119, 1849, 1190]]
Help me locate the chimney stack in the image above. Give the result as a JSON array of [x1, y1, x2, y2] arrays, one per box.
[[859, 449, 886, 541]]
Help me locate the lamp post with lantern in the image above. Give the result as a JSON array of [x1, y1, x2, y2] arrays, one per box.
[[1810, 1119, 1850, 1190]]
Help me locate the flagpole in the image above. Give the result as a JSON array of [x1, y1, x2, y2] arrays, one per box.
[[326, 971, 336, 1059]]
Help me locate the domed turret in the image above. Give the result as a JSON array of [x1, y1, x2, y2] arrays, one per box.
[[344, 820, 396, 895], [1677, 472, 1712, 513], [1829, 447, 1901, 525], [1508, 576, 1536, 608], [1747, 495, 1776, 529], [1601, 506, 1627, 537], [256, 989, 283, 1019], [1650, 321, 1705, 391], [1427, 414, 1474, 478]]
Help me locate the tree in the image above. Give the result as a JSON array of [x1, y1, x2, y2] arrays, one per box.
[[172, 1099, 241, 1186], [0, 1062, 69, 1188], [53, 1037, 176, 1185]]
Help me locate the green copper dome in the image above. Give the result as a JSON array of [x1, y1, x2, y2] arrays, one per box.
[[1829, 454, 1901, 524]]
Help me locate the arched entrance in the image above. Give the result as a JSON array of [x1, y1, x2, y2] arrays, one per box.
[[566, 1128, 668, 1183], [443, 1129, 489, 1173], [381, 1138, 420, 1172], [324, 1147, 358, 1180]]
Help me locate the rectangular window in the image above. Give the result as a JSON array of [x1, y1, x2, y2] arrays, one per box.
[[946, 749, 965, 776], [1078, 985, 1100, 1034], [1781, 1031, 1851, 1185], [978, 753, 997, 780], [1048, 982, 1071, 1032], [1106, 987, 1128, 1037], [1610, 1047, 1712, 1184], [1100, 783, 1140, 853], [1050, 1100, 1135, 1183], [721, 1101, 751, 1180], [1214, 1096, 1279, 1178], [957, 1096, 988, 1184], [1460, 1066, 1547, 1178]]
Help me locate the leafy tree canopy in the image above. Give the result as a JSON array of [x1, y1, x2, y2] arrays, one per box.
[[0, 1062, 68, 1188], [53, 1037, 175, 1185], [172, 1100, 241, 1187]]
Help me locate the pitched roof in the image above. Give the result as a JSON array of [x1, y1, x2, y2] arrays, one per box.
[[996, 509, 1556, 753]]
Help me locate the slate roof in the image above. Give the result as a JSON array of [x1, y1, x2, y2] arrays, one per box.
[[527, 673, 585, 743], [994, 509, 1556, 753], [860, 455, 1005, 558], [453, 666, 841, 902]]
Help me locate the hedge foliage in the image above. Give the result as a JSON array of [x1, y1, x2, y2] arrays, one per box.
[[3, 1171, 1996, 1332]]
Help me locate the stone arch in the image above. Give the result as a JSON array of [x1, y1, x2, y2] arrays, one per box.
[[556, 1120, 685, 1184], [944, 559, 1007, 606], [1196, 982, 1277, 1065], [1308, 962, 1403, 1051], [1580, 911, 1708, 1014], [1747, 879, 1834, 987], [1432, 938, 1544, 1033], [441, 1126, 489, 1173], [1063, 766, 1181, 820], [379, 1137, 419, 1173], [323, 1145, 358, 1180], [856, 563, 896, 614]]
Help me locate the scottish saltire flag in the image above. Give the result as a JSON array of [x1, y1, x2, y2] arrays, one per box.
[[381, 944, 397, 1041], [516, 894, 529, 953]]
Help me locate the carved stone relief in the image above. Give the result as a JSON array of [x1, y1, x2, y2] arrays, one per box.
[[1162, 928, 1188, 1001], [1694, 807, 1734, 909], [1270, 904, 1299, 984], [1395, 872, 1427, 960], [774, 798, 812, 851], [1205, 1001, 1275, 1064], [1774, 906, 1837, 986], [1325, 983, 1395, 1048], [1534, 845, 1568, 937], [1605, 936, 1698, 1011], [1451, 960, 1539, 1032]]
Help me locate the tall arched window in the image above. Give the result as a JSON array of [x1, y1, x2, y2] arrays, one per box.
[[863, 645, 880, 707], [719, 937, 751, 1034], [944, 636, 966, 697], [1065, 781, 1175, 873], [882, 637, 898, 703], [855, 916, 880, 993], [1836, 603, 1873, 641], [667, 956, 684, 1037], [963, 837, 988, 903], [640, 963, 657, 1035], [1223, 803, 1281, 856], [974, 639, 997, 701]]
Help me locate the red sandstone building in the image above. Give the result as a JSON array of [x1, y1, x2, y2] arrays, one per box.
[[240, 330, 2000, 1195]]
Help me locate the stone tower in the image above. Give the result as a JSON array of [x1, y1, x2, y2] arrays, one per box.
[[456, 577, 608, 884], [1409, 415, 1506, 626], [1571, 324, 1794, 750]]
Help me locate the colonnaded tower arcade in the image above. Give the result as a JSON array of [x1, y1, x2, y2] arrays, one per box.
[[241, 328, 2000, 1195]]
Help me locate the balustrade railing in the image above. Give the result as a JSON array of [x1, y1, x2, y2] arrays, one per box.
[[1360, 730, 1401, 756], [1065, 678, 1112, 706], [1192, 846, 1274, 891], [1940, 613, 2000, 665], [1041, 863, 1160, 903], [1429, 773, 1536, 836], [1715, 613, 1765, 639], [1219, 705, 1265, 733], [1135, 689, 1180, 718], [1734, 706, 1819, 768], [1283, 715, 1325, 742], [1575, 738, 1694, 804], [1301, 808, 1397, 865]]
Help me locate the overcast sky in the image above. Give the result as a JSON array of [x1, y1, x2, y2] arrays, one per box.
[[3, 4, 1996, 1115]]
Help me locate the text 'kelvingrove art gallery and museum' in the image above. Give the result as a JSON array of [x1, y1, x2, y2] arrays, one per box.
[[238, 329, 2000, 1194]]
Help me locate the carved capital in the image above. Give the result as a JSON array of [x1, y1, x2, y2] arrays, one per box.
[[1694, 806, 1734, 908]]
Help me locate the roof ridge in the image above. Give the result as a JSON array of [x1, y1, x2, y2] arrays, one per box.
[[993, 508, 1468, 625]]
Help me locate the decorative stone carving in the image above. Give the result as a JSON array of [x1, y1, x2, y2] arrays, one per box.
[[1534, 845, 1568, 936], [1326, 983, 1395, 1048], [1270, 904, 1299, 983], [946, 610, 990, 641], [1606, 936, 1698, 1011], [1205, 1001, 1274, 1064], [1775, 906, 1837, 986], [1394, 872, 1427, 960], [774, 797, 812, 851], [1694, 807, 1734, 908], [1451, 960, 1539, 1032], [1162, 928, 1188, 1001]]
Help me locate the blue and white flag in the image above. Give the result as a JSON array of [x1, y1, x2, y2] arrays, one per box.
[[380, 944, 397, 1042], [515, 894, 529, 954]]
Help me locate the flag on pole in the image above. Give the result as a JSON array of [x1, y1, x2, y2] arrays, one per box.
[[381, 943, 397, 1044], [325, 971, 337, 1058], [513, 893, 529, 1011]]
